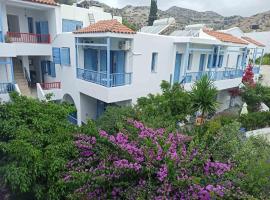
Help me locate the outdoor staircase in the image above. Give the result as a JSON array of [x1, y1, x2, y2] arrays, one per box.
[[13, 59, 32, 97]]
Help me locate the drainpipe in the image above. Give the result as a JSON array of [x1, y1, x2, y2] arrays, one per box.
[[106, 37, 111, 87]]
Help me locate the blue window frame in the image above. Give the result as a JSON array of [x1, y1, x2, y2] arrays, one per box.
[[151, 53, 158, 72], [61, 47, 70, 66], [62, 19, 83, 32], [53, 47, 61, 64], [187, 54, 193, 70]]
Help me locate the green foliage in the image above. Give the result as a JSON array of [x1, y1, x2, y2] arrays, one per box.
[[96, 106, 137, 133], [239, 112, 270, 131], [122, 19, 138, 31], [256, 53, 270, 65], [136, 81, 191, 129], [189, 75, 218, 118], [148, 0, 158, 26], [0, 93, 77, 199]]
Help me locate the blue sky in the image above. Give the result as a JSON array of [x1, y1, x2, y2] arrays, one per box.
[[98, 0, 270, 17]]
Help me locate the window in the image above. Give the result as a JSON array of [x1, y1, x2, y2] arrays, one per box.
[[27, 17, 34, 33], [52, 47, 61, 64], [187, 53, 193, 70], [62, 19, 83, 32], [61, 47, 71, 66], [151, 53, 158, 72], [41, 61, 56, 77]]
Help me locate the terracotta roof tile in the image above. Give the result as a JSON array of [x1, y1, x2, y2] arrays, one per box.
[[241, 36, 265, 47], [24, 0, 57, 6], [74, 20, 136, 35], [203, 30, 248, 45]]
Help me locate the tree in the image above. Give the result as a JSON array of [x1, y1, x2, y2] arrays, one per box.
[[136, 81, 191, 129], [122, 19, 138, 31], [189, 75, 218, 120], [0, 93, 77, 199], [148, 0, 158, 26]]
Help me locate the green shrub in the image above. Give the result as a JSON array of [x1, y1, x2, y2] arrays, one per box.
[[0, 93, 77, 200], [239, 112, 270, 131], [256, 53, 270, 65]]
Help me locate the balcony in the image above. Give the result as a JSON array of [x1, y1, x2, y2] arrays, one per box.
[[77, 68, 132, 87], [6, 32, 51, 44], [184, 69, 244, 83], [0, 83, 15, 94], [37, 82, 63, 101]]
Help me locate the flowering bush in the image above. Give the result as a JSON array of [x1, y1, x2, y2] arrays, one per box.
[[64, 120, 238, 199], [242, 64, 255, 87]]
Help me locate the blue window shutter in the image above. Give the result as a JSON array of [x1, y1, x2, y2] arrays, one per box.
[[173, 53, 182, 83], [47, 61, 51, 75], [100, 50, 107, 72], [0, 12, 3, 42], [61, 48, 70, 66], [50, 62, 56, 77], [53, 47, 61, 64], [199, 54, 206, 71]]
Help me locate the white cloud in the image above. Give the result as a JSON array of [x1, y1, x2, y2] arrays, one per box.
[[98, 0, 270, 17]]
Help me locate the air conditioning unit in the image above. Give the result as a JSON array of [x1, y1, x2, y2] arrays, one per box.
[[119, 41, 131, 50]]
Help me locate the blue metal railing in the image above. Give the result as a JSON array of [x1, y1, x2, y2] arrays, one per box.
[[68, 114, 78, 125], [0, 83, 15, 94], [77, 68, 132, 87], [184, 69, 244, 83]]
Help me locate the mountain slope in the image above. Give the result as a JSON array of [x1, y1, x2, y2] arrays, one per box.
[[78, 1, 270, 32]]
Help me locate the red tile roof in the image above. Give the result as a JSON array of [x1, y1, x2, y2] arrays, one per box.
[[24, 0, 57, 6], [203, 30, 248, 45], [241, 36, 265, 47], [74, 20, 136, 35]]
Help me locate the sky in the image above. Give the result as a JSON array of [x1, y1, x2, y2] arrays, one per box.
[[98, 0, 270, 17]]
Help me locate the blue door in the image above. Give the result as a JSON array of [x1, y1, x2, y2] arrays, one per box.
[[100, 50, 107, 72], [199, 54, 206, 71], [36, 21, 49, 42], [173, 53, 182, 83], [84, 49, 98, 71]]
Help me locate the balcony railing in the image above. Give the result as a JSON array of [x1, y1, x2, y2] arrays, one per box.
[[0, 83, 15, 94], [77, 68, 132, 87], [184, 69, 244, 83], [6, 32, 51, 44], [40, 82, 61, 90]]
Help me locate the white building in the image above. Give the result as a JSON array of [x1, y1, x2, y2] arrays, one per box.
[[0, 0, 266, 125]]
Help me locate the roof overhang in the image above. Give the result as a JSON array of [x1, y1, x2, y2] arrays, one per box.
[[6, 0, 57, 10], [74, 32, 135, 39]]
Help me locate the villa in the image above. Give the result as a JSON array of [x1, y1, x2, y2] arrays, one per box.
[[0, 0, 266, 125]]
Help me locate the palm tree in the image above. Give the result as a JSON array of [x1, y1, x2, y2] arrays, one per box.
[[189, 75, 218, 122]]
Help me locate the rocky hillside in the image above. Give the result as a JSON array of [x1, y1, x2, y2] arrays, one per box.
[[79, 1, 270, 32]]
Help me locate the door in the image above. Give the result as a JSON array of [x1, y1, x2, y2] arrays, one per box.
[[199, 54, 206, 72], [84, 49, 98, 71], [28, 17, 34, 33], [173, 53, 182, 83], [0, 11, 3, 42], [36, 21, 49, 42], [7, 15, 20, 32]]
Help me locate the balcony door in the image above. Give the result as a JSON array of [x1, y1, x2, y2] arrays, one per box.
[[173, 53, 182, 83], [84, 48, 98, 71], [36, 21, 49, 43], [7, 15, 20, 32]]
